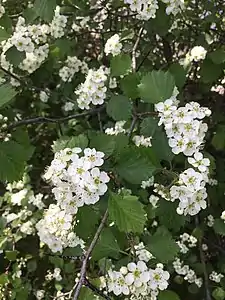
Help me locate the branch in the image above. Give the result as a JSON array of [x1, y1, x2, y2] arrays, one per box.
[[195, 217, 212, 300], [7, 106, 105, 130], [84, 278, 111, 300], [128, 115, 137, 138], [73, 209, 109, 300], [132, 27, 144, 72]]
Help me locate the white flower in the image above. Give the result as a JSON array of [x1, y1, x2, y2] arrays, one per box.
[[149, 195, 159, 208], [39, 90, 49, 103], [141, 176, 154, 189], [148, 265, 170, 290], [35, 290, 45, 300], [125, 261, 150, 287], [104, 34, 122, 56], [221, 211, 225, 221], [190, 46, 207, 62], [188, 152, 210, 172]]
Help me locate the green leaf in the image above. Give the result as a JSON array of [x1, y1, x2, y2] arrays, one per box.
[[213, 219, 225, 236], [110, 54, 132, 76], [108, 193, 147, 233], [152, 127, 174, 162], [138, 70, 175, 103], [0, 27, 10, 42], [0, 84, 17, 108], [89, 132, 115, 156], [147, 226, 179, 263], [211, 126, 225, 150], [92, 228, 120, 260], [75, 206, 99, 240], [212, 287, 225, 300], [52, 134, 89, 152], [0, 140, 32, 182], [200, 59, 223, 83], [5, 250, 18, 261], [209, 49, 225, 64], [158, 290, 180, 300], [0, 274, 9, 285], [120, 73, 140, 99], [169, 63, 186, 89], [5, 46, 26, 67], [106, 95, 132, 121], [116, 146, 156, 184], [156, 200, 185, 232], [140, 117, 158, 137], [34, 0, 56, 22]]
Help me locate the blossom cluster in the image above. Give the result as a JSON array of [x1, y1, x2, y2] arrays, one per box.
[[50, 6, 68, 38], [124, 0, 185, 20], [133, 135, 152, 147], [209, 271, 224, 283], [124, 0, 159, 20], [177, 233, 197, 254], [141, 176, 154, 189], [161, 0, 185, 15], [74, 66, 109, 109], [59, 55, 88, 82], [0, 114, 11, 142], [133, 242, 154, 262], [173, 258, 203, 287], [1, 17, 49, 75], [37, 147, 109, 252], [155, 98, 211, 156], [105, 120, 126, 135], [105, 261, 169, 299], [104, 34, 122, 56]]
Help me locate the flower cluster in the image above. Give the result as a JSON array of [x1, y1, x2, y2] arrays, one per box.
[[207, 214, 215, 227], [173, 258, 203, 287], [39, 90, 50, 103], [177, 233, 197, 254], [155, 98, 211, 156], [161, 0, 185, 15], [105, 261, 169, 299], [59, 55, 88, 82], [75, 66, 109, 109], [1, 17, 50, 74], [141, 176, 154, 189], [221, 211, 225, 222], [37, 147, 109, 252], [0, 114, 11, 142], [105, 120, 126, 135], [209, 271, 224, 283], [50, 6, 68, 38], [104, 34, 122, 56], [124, 0, 159, 20], [133, 135, 152, 147], [133, 242, 154, 262], [170, 166, 209, 216], [189, 46, 207, 62], [36, 204, 84, 253]]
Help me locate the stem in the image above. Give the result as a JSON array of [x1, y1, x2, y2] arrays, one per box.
[[132, 27, 144, 72], [195, 217, 212, 300], [73, 210, 109, 300], [7, 106, 105, 130]]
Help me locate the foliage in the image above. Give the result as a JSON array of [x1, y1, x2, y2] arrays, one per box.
[[0, 0, 225, 300]]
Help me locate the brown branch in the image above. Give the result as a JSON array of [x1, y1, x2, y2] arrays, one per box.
[[73, 209, 109, 300], [7, 105, 105, 130], [132, 27, 144, 72]]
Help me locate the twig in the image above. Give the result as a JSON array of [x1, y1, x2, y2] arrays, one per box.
[[128, 115, 137, 138], [73, 209, 109, 300], [132, 27, 144, 72], [7, 106, 105, 130], [137, 49, 151, 72], [195, 217, 212, 300], [84, 278, 111, 300], [0, 66, 24, 84]]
